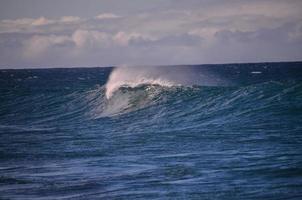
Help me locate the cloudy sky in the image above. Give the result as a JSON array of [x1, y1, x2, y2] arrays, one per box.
[[0, 0, 302, 68]]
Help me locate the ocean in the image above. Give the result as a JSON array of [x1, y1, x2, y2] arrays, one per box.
[[0, 62, 302, 199]]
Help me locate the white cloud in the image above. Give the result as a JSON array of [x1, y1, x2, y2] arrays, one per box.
[[31, 17, 54, 26], [71, 29, 153, 48], [23, 35, 71, 58], [72, 29, 110, 48], [95, 13, 121, 20], [60, 16, 81, 23], [113, 31, 153, 46]]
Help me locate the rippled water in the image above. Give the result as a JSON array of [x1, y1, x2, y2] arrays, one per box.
[[1, 62, 302, 199]]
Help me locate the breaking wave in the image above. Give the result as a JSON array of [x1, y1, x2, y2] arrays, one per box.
[[104, 65, 229, 99]]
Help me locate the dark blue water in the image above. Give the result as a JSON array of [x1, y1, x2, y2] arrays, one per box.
[[1, 62, 302, 199]]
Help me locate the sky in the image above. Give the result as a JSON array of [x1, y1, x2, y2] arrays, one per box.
[[0, 0, 302, 68]]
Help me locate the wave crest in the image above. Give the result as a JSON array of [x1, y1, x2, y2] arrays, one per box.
[[105, 66, 182, 99], [104, 65, 231, 99]]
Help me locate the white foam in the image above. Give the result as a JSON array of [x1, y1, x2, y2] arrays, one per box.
[[105, 66, 178, 99]]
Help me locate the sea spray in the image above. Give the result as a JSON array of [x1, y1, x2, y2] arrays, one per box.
[[105, 65, 227, 99]]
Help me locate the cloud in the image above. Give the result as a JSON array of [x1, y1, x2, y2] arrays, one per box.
[[95, 13, 121, 20], [23, 34, 72, 58], [72, 29, 109, 48], [60, 16, 81, 23], [0, 0, 302, 68], [31, 17, 54, 26], [71, 29, 153, 48]]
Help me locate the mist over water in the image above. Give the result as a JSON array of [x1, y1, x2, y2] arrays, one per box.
[[105, 65, 229, 99], [1, 62, 302, 199]]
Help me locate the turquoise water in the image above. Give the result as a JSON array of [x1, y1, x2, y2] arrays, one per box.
[[1, 62, 302, 199]]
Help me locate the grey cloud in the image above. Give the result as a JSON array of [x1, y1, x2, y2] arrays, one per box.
[[129, 33, 203, 47], [214, 22, 301, 44], [0, 0, 302, 68]]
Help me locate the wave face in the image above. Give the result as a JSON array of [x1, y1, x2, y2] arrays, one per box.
[[1, 62, 302, 199]]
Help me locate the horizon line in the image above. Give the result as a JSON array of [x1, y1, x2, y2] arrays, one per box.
[[1, 60, 302, 70]]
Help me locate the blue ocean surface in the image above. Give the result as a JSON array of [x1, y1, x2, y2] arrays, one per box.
[[0, 62, 302, 199]]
